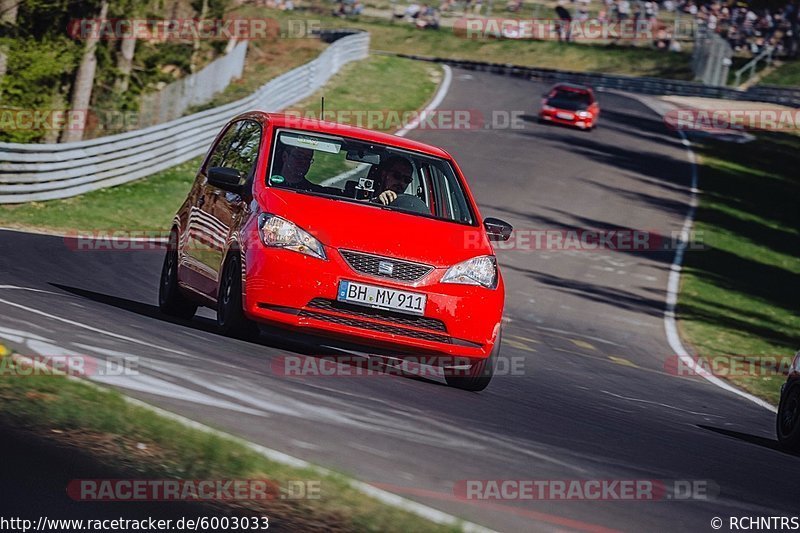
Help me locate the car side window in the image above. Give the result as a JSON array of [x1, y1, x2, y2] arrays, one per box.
[[206, 120, 262, 185], [206, 122, 241, 172], [225, 121, 262, 184]]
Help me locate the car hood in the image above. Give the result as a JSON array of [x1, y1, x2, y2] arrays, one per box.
[[259, 188, 493, 267], [547, 98, 589, 111]]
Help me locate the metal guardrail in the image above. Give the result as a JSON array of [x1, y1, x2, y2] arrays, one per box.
[[0, 31, 370, 204], [138, 41, 249, 128], [733, 46, 774, 88], [378, 51, 800, 108]]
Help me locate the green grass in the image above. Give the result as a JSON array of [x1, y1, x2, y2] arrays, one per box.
[[0, 55, 439, 233], [328, 17, 694, 78], [255, 1, 693, 79], [678, 133, 800, 404], [0, 353, 459, 531], [760, 60, 800, 87], [0, 159, 200, 232]]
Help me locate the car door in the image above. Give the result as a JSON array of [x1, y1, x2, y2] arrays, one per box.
[[183, 120, 262, 300]]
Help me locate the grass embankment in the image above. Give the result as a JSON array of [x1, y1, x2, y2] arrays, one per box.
[[0, 352, 459, 531], [678, 133, 800, 404], [290, 10, 694, 79], [366, 21, 692, 77], [760, 61, 800, 87], [183, 29, 325, 113], [0, 55, 440, 233]]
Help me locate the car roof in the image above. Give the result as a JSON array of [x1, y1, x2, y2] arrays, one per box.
[[243, 112, 452, 159], [551, 83, 593, 92]]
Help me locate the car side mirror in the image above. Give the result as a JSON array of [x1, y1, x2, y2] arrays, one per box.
[[208, 166, 243, 193], [484, 217, 513, 241]]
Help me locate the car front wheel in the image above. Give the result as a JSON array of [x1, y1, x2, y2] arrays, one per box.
[[158, 231, 197, 319], [444, 329, 501, 392], [777, 382, 800, 450], [217, 253, 259, 340]]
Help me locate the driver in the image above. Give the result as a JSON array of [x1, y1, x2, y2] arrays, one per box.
[[372, 156, 413, 205]]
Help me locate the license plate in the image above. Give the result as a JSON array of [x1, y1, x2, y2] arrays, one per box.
[[556, 112, 574, 120], [337, 280, 426, 316]]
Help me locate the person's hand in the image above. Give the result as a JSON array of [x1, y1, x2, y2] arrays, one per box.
[[376, 190, 397, 205]]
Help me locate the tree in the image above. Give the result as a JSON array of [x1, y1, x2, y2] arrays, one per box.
[[190, 0, 208, 74], [114, 35, 136, 93], [0, 0, 18, 97], [61, 0, 109, 143]]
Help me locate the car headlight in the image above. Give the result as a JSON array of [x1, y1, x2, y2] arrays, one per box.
[[577, 111, 591, 118], [541, 104, 555, 111], [442, 256, 497, 288], [258, 213, 326, 260]]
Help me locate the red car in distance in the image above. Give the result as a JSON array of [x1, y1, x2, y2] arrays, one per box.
[[538, 83, 600, 130], [159, 112, 513, 391]]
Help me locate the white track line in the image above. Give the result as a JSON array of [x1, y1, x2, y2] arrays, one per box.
[[395, 65, 453, 138], [10, 349, 493, 532], [614, 91, 777, 413], [114, 396, 494, 532], [665, 131, 776, 412], [0, 293, 188, 356]]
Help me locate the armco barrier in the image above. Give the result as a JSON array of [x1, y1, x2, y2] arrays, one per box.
[[0, 31, 369, 204], [377, 52, 800, 108], [138, 40, 249, 128]]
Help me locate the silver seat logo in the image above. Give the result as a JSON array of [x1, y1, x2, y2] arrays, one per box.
[[378, 261, 394, 276]]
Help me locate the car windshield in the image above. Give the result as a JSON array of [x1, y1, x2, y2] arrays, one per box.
[[548, 90, 591, 111], [266, 129, 475, 225]]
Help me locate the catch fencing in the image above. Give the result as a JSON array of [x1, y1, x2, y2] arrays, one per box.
[[138, 41, 249, 127], [0, 31, 369, 204], [691, 24, 733, 87]]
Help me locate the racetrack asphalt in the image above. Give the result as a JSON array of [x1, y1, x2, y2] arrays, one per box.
[[0, 68, 796, 532]]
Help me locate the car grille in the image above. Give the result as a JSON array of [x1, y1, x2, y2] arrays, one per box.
[[306, 298, 447, 332], [298, 311, 451, 344], [339, 250, 434, 282]]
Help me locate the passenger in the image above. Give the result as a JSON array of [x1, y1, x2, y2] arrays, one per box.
[[271, 145, 327, 193]]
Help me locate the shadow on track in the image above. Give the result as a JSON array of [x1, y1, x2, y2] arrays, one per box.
[[696, 424, 800, 458], [47, 283, 450, 388]]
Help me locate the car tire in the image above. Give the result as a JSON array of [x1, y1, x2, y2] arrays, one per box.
[[217, 253, 259, 340], [444, 329, 501, 392], [777, 382, 800, 450], [158, 230, 197, 320]]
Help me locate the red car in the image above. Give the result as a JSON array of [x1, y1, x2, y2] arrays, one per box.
[[159, 112, 513, 390], [538, 83, 599, 130]]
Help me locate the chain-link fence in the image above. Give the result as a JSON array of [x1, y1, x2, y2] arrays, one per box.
[[691, 24, 733, 86], [138, 41, 248, 128]]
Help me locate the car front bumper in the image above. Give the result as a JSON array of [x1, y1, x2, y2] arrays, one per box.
[[540, 109, 594, 129], [242, 243, 504, 359]]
